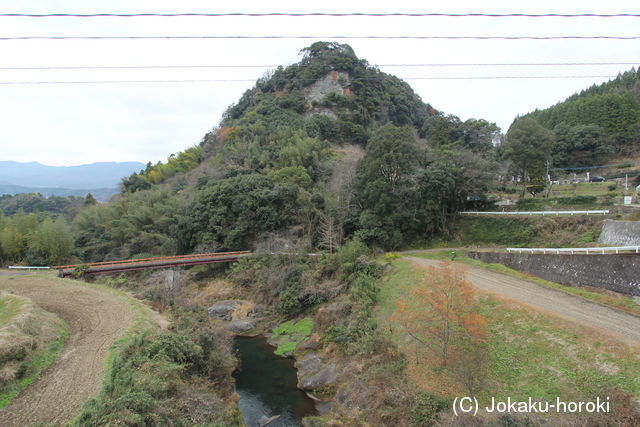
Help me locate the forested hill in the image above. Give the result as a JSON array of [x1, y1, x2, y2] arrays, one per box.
[[71, 42, 498, 262], [521, 68, 640, 158]]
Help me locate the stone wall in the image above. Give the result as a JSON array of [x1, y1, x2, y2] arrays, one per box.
[[468, 251, 640, 296], [598, 219, 640, 246]]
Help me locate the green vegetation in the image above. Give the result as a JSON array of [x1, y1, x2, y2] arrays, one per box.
[[440, 215, 603, 248], [271, 318, 314, 356], [0, 294, 23, 326], [552, 123, 614, 168], [63, 42, 499, 261], [523, 68, 640, 156], [0, 210, 74, 266], [72, 306, 238, 426], [379, 259, 640, 424], [121, 145, 205, 191], [0, 323, 68, 409], [420, 114, 500, 154], [0, 293, 69, 409], [502, 118, 555, 196], [353, 124, 495, 248], [0, 193, 84, 217]]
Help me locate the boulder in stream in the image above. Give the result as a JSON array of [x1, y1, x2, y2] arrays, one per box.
[[227, 319, 255, 333], [296, 353, 340, 390]]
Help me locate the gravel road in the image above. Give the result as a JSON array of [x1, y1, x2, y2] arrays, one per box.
[[0, 273, 135, 426], [406, 256, 640, 345]]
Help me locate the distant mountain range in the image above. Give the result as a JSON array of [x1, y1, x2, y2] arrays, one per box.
[[0, 183, 119, 201], [0, 160, 146, 200]]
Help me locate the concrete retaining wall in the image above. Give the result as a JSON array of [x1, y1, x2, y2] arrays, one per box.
[[468, 251, 640, 296], [598, 219, 640, 246]]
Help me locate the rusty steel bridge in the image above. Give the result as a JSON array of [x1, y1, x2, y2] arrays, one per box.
[[54, 251, 250, 278]]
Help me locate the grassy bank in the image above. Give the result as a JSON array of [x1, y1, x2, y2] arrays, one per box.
[[68, 275, 241, 426], [432, 216, 604, 248], [377, 259, 640, 423], [0, 293, 69, 408], [407, 251, 640, 317]]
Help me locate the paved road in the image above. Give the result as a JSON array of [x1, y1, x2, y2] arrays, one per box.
[[406, 256, 640, 345], [0, 273, 135, 426]]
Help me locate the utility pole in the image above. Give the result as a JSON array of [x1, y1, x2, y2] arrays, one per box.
[[544, 160, 552, 199], [624, 174, 633, 205]]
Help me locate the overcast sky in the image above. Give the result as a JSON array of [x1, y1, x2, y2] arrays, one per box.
[[0, 0, 638, 166]]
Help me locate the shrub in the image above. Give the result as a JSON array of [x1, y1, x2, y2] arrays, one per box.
[[73, 309, 236, 426], [409, 392, 448, 427]]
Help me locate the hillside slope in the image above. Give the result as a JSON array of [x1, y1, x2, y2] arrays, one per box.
[[75, 42, 499, 261], [521, 69, 640, 163]]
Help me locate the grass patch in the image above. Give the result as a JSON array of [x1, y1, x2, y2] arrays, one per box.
[[441, 215, 604, 248], [0, 316, 69, 409], [0, 294, 24, 326], [271, 318, 314, 356], [70, 308, 238, 426], [378, 259, 640, 406], [407, 251, 640, 316]]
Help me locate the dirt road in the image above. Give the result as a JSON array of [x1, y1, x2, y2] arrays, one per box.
[[0, 273, 136, 426], [406, 257, 640, 345]]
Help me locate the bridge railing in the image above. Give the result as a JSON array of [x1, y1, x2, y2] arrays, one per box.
[[461, 210, 610, 216], [54, 251, 251, 277], [506, 246, 640, 254]]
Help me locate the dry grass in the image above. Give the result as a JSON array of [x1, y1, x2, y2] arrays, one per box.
[[180, 279, 239, 307], [0, 292, 65, 386], [379, 260, 640, 404]]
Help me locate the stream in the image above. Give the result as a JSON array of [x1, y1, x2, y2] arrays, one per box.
[[233, 335, 319, 426]]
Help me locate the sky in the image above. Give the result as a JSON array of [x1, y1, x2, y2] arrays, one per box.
[[0, 0, 638, 166]]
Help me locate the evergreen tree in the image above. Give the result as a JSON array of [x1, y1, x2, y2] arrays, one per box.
[[503, 118, 554, 197]]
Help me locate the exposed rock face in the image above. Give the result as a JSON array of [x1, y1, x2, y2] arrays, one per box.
[[206, 300, 244, 320], [226, 319, 255, 333], [296, 353, 340, 390], [248, 304, 265, 318], [303, 71, 350, 104]]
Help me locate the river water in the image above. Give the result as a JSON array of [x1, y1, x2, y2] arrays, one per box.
[[233, 335, 318, 426]]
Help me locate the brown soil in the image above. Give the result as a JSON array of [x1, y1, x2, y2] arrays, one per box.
[[0, 272, 136, 426], [406, 257, 640, 345]]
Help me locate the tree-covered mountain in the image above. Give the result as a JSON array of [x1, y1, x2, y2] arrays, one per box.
[[521, 68, 640, 166], [67, 42, 498, 262]]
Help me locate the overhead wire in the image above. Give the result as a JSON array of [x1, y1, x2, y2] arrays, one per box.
[[1, 12, 640, 18], [0, 75, 620, 85], [0, 35, 638, 41], [0, 62, 637, 70]]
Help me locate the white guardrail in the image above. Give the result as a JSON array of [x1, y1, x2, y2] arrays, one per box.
[[506, 246, 640, 254], [8, 266, 51, 270], [461, 210, 609, 216]]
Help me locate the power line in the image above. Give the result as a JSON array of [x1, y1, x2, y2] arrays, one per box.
[[2, 12, 640, 18], [0, 35, 638, 41], [0, 75, 617, 85], [0, 62, 637, 70]]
